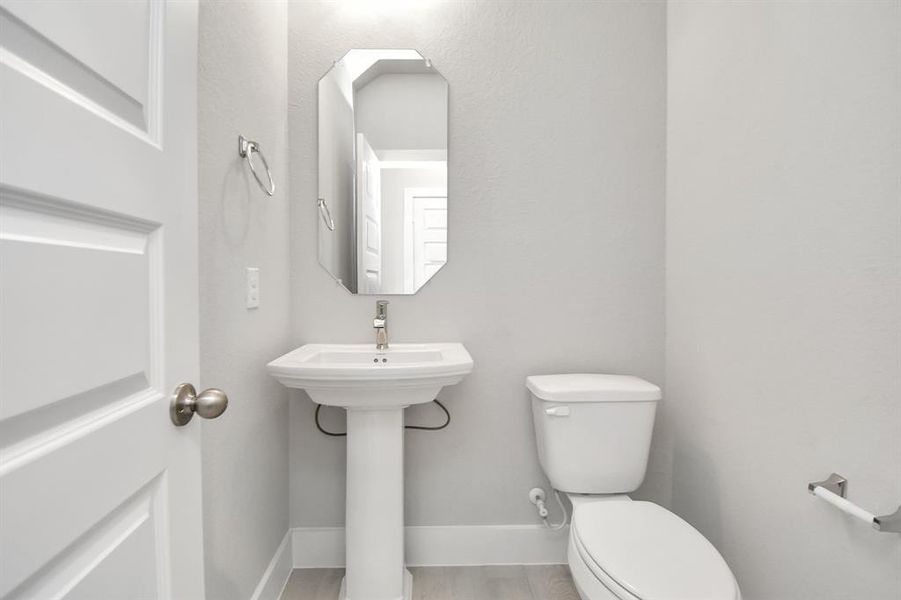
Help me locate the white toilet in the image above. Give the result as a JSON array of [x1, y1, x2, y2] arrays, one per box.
[[528, 374, 741, 600]]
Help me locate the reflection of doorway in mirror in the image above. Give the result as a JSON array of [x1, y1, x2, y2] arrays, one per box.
[[377, 160, 446, 293], [403, 188, 448, 294]]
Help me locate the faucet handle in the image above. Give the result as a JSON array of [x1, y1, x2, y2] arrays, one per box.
[[375, 299, 389, 319]]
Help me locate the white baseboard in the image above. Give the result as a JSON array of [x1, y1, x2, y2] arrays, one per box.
[[290, 527, 346, 568], [404, 524, 569, 567], [290, 524, 569, 569], [251, 524, 569, 598], [249, 530, 294, 600]]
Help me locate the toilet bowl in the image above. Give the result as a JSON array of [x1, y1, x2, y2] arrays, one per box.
[[527, 374, 741, 600], [567, 497, 740, 600]]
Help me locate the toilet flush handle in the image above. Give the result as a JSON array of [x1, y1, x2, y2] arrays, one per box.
[[545, 406, 571, 417]]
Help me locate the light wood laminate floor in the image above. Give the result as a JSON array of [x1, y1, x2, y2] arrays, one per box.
[[280, 565, 581, 600]]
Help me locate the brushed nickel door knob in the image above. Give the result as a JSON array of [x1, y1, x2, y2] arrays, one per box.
[[170, 383, 228, 426]]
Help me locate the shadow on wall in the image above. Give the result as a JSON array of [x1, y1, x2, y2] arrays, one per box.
[[218, 155, 255, 247], [205, 564, 241, 600], [670, 435, 724, 548]]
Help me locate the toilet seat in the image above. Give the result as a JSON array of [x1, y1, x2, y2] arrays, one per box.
[[571, 501, 739, 600]]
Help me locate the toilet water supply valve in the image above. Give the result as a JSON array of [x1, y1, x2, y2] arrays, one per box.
[[529, 487, 568, 531], [529, 488, 549, 518]]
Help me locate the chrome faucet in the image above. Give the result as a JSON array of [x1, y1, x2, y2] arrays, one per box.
[[374, 300, 389, 350]]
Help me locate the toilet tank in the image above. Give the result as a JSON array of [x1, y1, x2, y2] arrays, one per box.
[[528, 374, 661, 494]]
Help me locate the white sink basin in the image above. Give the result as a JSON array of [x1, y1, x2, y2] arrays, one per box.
[[267, 342, 473, 600], [266, 343, 473, 408]]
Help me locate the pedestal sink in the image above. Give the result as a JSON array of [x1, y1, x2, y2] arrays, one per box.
[[267, 343, 473, 600]]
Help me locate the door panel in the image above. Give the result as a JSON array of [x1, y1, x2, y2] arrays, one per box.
[[403, 190, 447, 292], [0, 1, 203, 598], [0, 0, 161, 140], [415, 197, 447, 286], [0, 202, 153, 421], [2, 406, 169, 598]]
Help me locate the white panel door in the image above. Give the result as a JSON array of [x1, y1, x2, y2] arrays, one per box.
[[403, 189, 447, 293], [0, 1, 206, 598], [355, 133, 382, 294]]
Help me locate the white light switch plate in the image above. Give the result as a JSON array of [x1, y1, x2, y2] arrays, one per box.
[[245, 267, 260, 309]]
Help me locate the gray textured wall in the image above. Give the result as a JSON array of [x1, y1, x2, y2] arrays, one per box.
[[666, 2, 901, 598], [198, 2, 290, 598], [287, 1, 667, 528]]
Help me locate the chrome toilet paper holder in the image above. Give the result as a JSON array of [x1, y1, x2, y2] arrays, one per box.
[[808, 473, 901, 534]]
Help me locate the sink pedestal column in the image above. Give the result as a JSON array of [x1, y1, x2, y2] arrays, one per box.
[[338, 406, 412, 600]]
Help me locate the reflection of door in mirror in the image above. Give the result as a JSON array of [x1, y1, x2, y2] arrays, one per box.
[[356, 133, 382, 293], [404, 189, 448, 294]]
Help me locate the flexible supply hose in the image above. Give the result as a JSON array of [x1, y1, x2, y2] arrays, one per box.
[[314, 399, 451, 437]]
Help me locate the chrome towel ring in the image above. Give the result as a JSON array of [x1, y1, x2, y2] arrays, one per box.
[[238, 135, 275, 196], [318, 198, 335, 231]]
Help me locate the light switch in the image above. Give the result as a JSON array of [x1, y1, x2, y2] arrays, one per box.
[[245, 267, 260, 309]]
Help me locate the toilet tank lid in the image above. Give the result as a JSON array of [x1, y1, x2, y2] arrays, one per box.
[[526, 374, 661, 402]]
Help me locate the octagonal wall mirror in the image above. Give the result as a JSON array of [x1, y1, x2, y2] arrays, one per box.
[[318, 49, 449, 295]]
